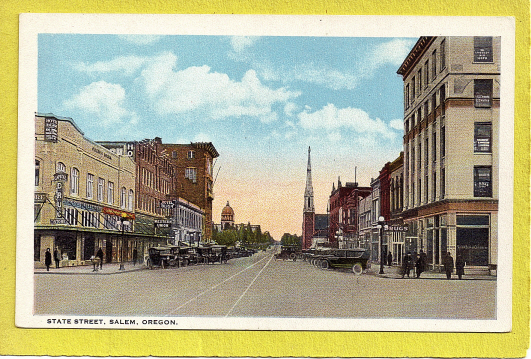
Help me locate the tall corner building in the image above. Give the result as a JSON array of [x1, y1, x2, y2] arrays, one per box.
[[397, 36, 499, 274]]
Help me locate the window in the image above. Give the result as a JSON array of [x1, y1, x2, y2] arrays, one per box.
[[425, 137, 429, 166], [411, 147, 415, 174], [107, 181, 114, 204], [411, 77, 416, 99], [121, 187, 127, 208], [172, 150, 178, 159], [71, 167, 79, 195], [432, 132, 437, 163], [474, 166, 492, 197], [441, 168, 446, 199], [425, 175, 429, 203], [128, 189, 134, 211], [432, 171, 437, 201], [440, 84, 446, 116], [474, 37, 493, 62], [474, 79, 493, 108], [97, 178, 105, 202], [431, 93, 437, 116], [424, 101, 429, 120], [440, 39, 446, 70], [456, 215, 490, 266], [418, 178, 422, 204], [417, 70, 422, 96], [440, 126, 446, 158], [431, 50, 437, 80], [65, 207, 78, 225], [474, 122, 492, 153], [188, 150, 195, 159], [57, 162, 66, 173], [405, 84, 410, 108], [35, 160, 40, 186], [424, 60, 429, 87], [185, 167, 197, 183], [418, 142, 422, 171], [86, 173, 94, 199]]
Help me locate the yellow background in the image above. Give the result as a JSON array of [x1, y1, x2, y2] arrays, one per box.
[[1, 0, 529, 357]]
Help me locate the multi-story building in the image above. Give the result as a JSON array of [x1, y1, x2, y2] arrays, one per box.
[[388, 152, 405, 264], [328, 178, 371, 248], [162, 142, 219, 241], [34, 113, 137, 267], [173, 197, 204, 246], [397, 36, 499, 273]]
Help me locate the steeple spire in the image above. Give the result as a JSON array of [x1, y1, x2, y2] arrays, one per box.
[[304, 146, 314, 212]]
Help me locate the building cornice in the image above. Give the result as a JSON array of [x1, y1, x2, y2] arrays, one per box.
[[397, 37, 435, 78]]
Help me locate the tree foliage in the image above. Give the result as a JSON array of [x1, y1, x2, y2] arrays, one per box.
[[212, 224, 275, 248]]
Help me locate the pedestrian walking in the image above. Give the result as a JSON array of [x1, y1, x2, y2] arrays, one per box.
[[443, 252, 454, 279], [133, 248, 138, 266], [416, 250, 427, 278], [96, 248, 104, 269], [53, 247, 60, 268], [455, 254, 465, 280], [387, 251, 393, 267], [401, 252, 413, 278], [45, 248, 52, 271]]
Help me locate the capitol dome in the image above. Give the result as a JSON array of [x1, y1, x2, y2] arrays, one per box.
[[221, 201, 235, 229]]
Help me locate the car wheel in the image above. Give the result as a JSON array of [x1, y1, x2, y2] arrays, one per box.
[[352, 263, 363, 275], [321, 260, 330, 270], [182, 259, 189, 267], [289, 253, 296, 260]]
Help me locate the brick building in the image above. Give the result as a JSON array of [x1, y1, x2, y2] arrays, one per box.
[[397, 36, 499, 273]]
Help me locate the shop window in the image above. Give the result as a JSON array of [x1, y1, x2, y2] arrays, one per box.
[[474, 79, 493, 108], [474, 166, 492, 197], [474, 36, 493, 62], [34, 234, 41, 261], [456, 215, 490, 266], [474, 122, 492, 153]]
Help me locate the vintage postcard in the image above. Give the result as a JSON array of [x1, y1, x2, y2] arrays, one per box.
[[17, 14, 514, 332]]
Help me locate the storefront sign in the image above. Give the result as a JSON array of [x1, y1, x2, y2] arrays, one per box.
[[160, 201, 175, 209], [102, 206, 135, 220], [53, 171, 68, 182], [386, 225, 409, 232], [34, 193, 47, 203], [154, 219, 172, 228], [53, 173, 66, 220], [64, 198, 102, 213], [50, 218, 68, 225], [44, 117, 58, 142]]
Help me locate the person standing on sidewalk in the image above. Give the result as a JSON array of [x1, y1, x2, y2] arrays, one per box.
[[401, 253, 413, 278], [455, 254, 465, 280], [443, 252, 454, 279], [387, 251, 393, 267], [53, 247, 60, 269], [133, 248, 138, 266], [45, 248, 52, 271], [96, 248, 104, 270], [416, 250, 427, 278]]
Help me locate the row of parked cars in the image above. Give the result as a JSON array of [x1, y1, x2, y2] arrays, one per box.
[[145, 244, 258, 269], [302, 247, 371, 275]]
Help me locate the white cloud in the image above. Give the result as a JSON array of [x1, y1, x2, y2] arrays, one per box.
[[284, 102, 298, 117], [73, 55, 148, 76], [389, 119, 404, 131], [230, 36, 260, 53], [360, 38, 416, 76], [138, 52, 300, 122], [291, 64, 359, 90], [62, 80, 135, 127], [118, 35, 162, 45], [298, 103, 395, 139], [194, 133, 212, 142]]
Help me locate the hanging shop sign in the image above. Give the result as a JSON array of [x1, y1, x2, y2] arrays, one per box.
[[34, 192, 47, 203], [102, 206, 135, 220], [160, 200, 175, 209], [154, 219, 172, 228], [52, 172, 66, 224]]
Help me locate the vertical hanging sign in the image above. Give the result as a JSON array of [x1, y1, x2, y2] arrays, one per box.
[[51, 172, 68, 225]]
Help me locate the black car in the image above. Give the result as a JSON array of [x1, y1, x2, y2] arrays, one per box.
[[319, 248, 370, 274]]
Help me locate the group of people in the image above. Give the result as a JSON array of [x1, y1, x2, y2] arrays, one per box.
[[45, 247, 141, 271], [44, 247, 62, 271], [398, 250, 465, 280]]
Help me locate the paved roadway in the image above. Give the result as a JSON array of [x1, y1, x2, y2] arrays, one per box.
[[34, 249, 496, 319]]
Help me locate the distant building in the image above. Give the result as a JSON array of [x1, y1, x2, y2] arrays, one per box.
[[302, 147, 315, 249], [213, 201, 261, 233], [328, 178, 371, 248], [397, 36, 499, 273]]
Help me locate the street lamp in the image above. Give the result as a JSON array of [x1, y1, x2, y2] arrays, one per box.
[[377, 216, 386, 274], [118, 213, 130, 271]]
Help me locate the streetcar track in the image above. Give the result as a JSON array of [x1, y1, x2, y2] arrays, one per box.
[[164, 252, 274, 316]]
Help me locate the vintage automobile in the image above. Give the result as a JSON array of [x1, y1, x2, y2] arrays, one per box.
[[146, 246, 179, 269], [318, 248, 370, 275], [274, 245, 301, 261], [310, 248, 335, 267]]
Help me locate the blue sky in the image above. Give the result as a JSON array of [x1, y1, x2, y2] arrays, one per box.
[[38, 34, 416, 239]]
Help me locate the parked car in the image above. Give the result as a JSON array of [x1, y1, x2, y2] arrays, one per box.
[[318, 248, 370, 274], [274, 245, 301, 261], [146, 246, 178, 269]]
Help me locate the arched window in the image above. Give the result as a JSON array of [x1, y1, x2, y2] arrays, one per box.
[[128, 189, 134, 211], [121, 187, 127, 209], [57, 162, 66, 173], [71, 167, 79, 195]]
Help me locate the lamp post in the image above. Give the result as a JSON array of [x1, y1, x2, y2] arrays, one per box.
[[377, 216, 386, 274], [118, 213, 130, 271]]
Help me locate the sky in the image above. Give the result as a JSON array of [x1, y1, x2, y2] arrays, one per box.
[[38, 34, 416, 240]]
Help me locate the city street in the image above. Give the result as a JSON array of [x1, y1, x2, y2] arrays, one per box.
[[34, 249, 496, 319]]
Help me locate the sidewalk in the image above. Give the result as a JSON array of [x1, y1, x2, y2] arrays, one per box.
[[34, 261, 146, 275], [366, 264, 496, 281]]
